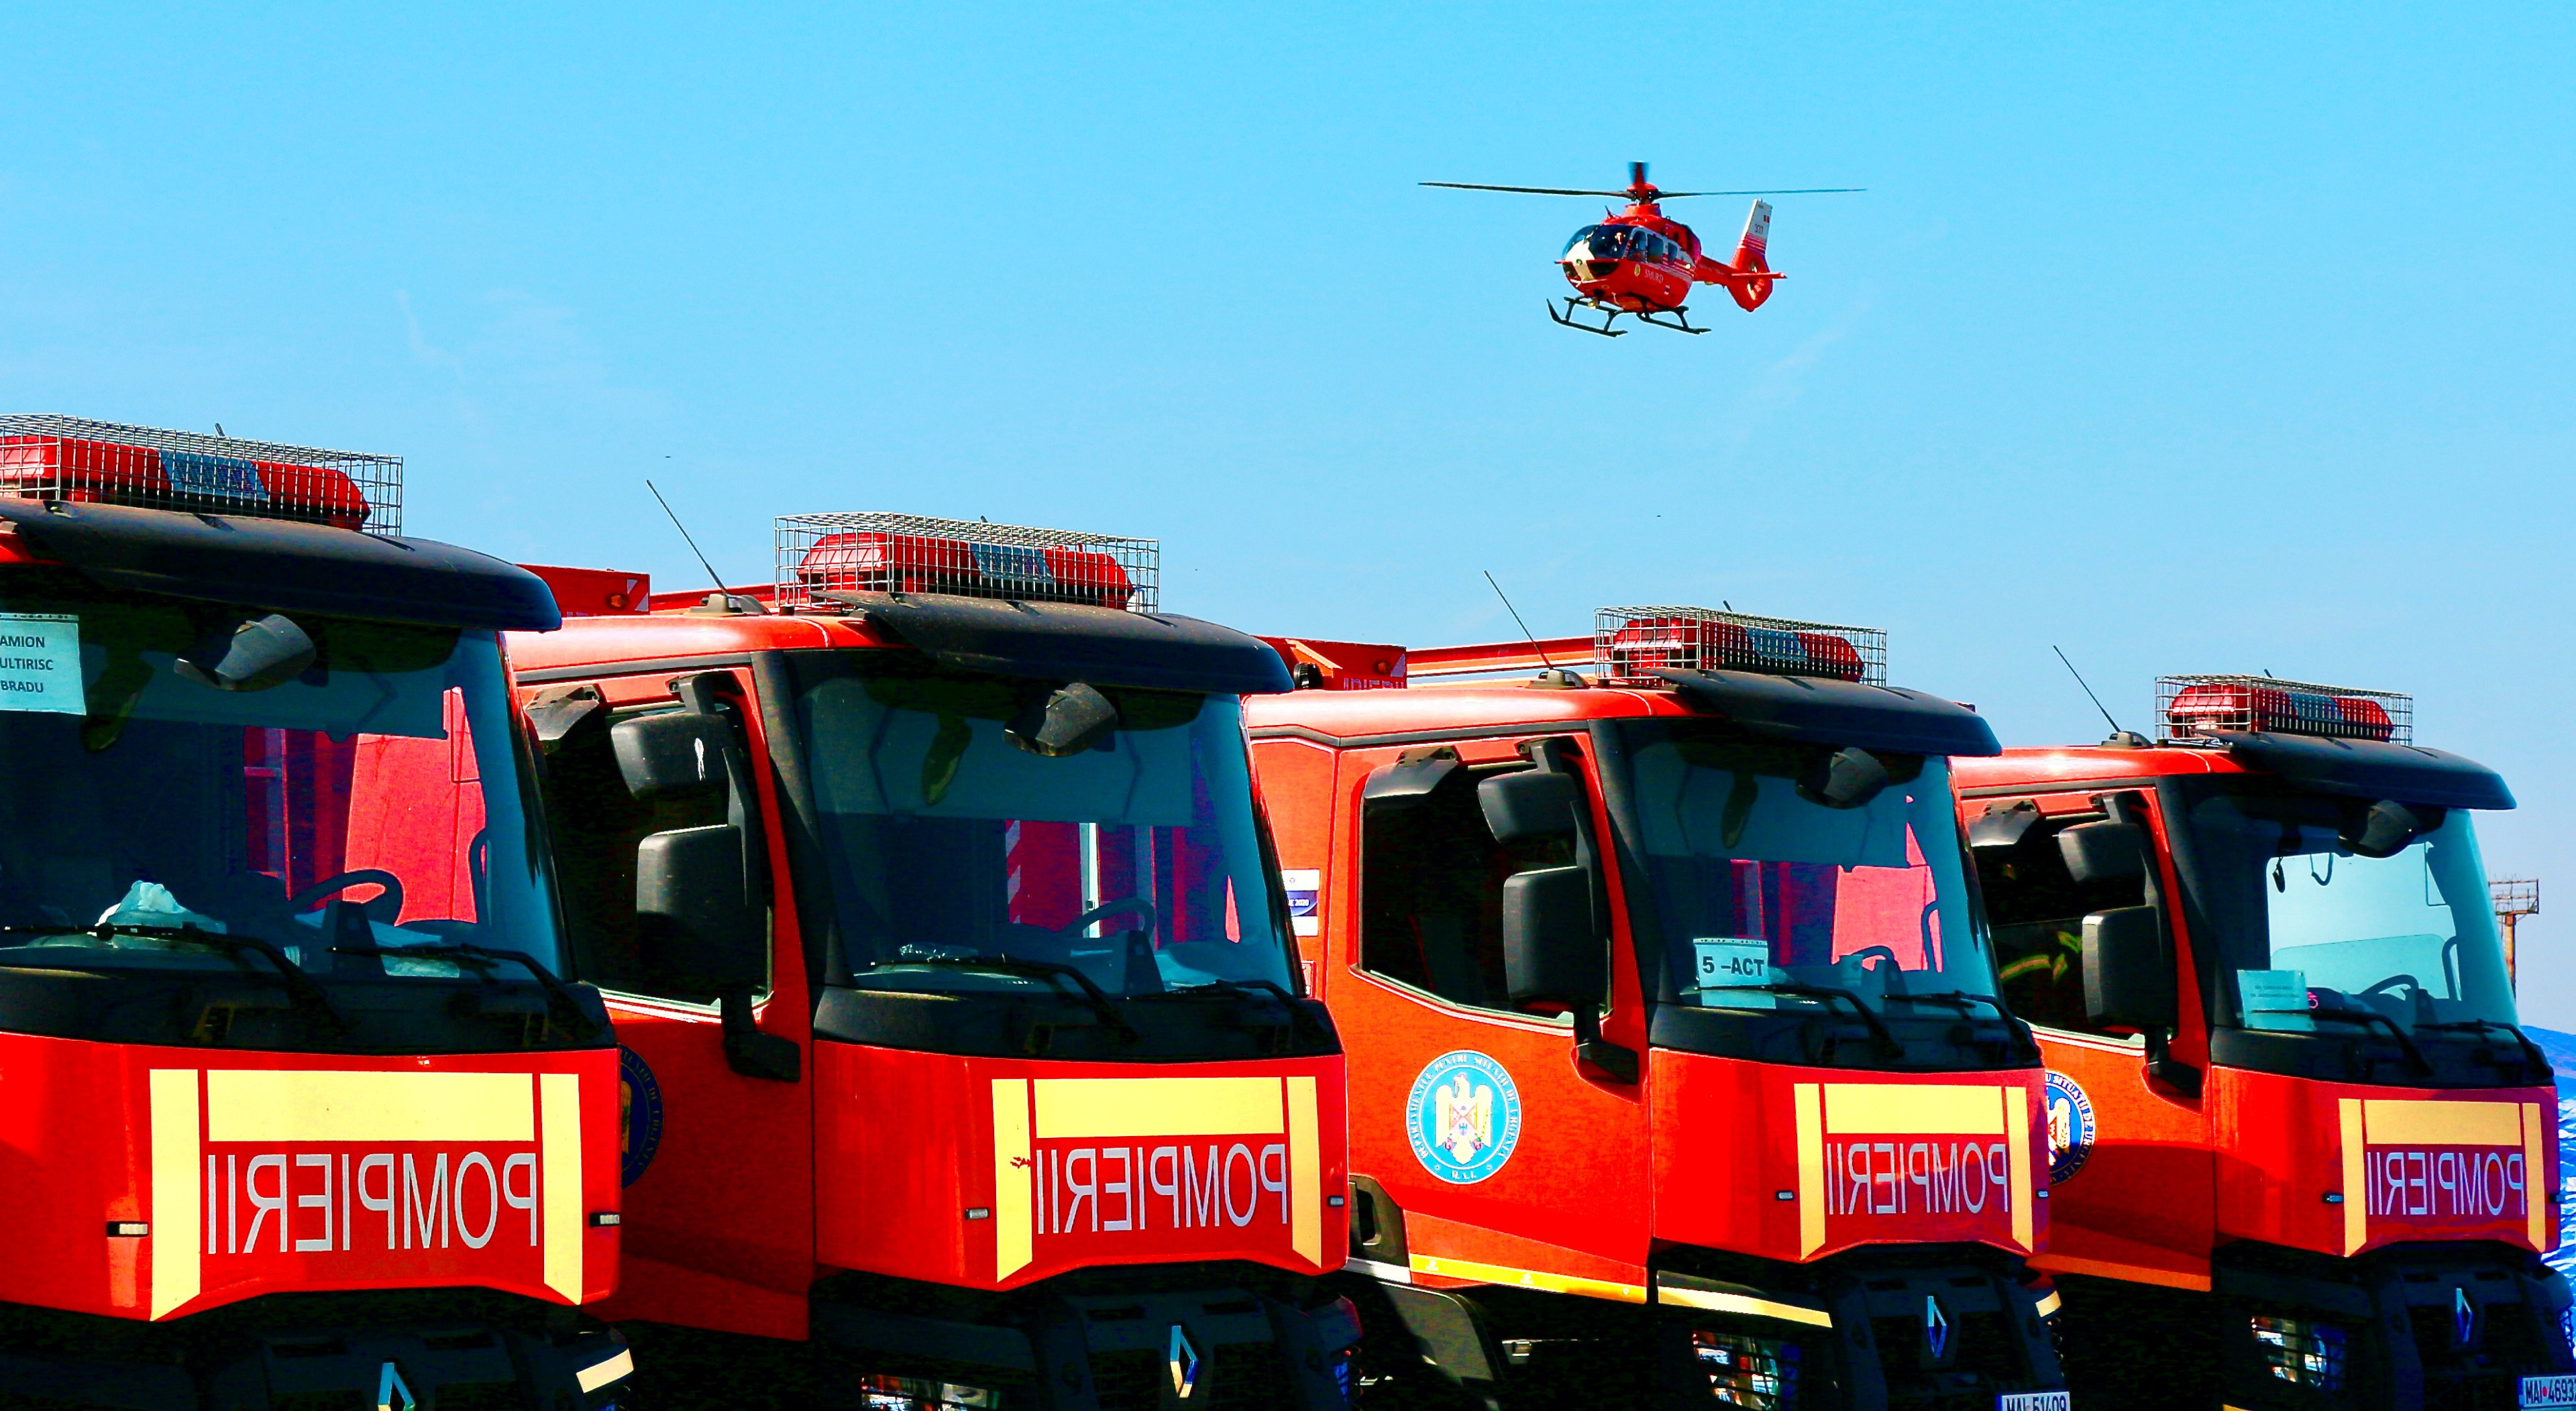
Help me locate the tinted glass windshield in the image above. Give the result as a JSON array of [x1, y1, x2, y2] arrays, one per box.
[[791, 653, 1294, 999], [0, 594, 561, 984], [2174, 779, 2516, 1037], [1615, 722, 1997, 1018]]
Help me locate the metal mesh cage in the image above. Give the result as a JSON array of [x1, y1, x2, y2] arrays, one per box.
[[0, 414, 400, 535], [773, 511, 1159, 614], [1593, 606, 1886, 685], [2157, 674, 2412, 744]]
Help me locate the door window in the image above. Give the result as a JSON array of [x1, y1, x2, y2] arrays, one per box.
[[1357, 758, 1575, 1014], [535, 691, 742, 1003], [1967, 797, 2147, 1037]]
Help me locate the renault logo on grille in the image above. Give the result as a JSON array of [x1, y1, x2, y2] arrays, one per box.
[[376, 1363, 417, 1411], [2453, 1286, 2477, 1347], [1168, 1323, 1201, 1399], [1923, 1295, 1952, 1363]]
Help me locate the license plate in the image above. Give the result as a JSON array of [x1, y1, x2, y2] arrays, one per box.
[[1999, 1394, 2072, 1411], [2524, 1375, 2576, 1408]]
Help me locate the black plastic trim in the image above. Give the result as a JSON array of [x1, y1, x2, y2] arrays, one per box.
[[1658, 669, 2002, 757], [2218, 732, 2515, 811], [851, 592, 1293, 695], [0, 497, 561, 631]]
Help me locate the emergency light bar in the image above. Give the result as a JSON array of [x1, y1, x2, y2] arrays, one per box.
[[0, 414, 396, 534], [2158, 674, 2409, 745], [1593, 606, 1884, 686], [774, 512, 1157, 614]]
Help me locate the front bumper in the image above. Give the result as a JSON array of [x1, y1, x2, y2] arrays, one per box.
[[810, 1268, 1357, 1411], [0, 1290, 631, 1411], [2214, 1241, 2573, 1410]]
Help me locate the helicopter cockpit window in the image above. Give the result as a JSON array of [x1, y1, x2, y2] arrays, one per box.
[[1562, 225, 1603, 259]]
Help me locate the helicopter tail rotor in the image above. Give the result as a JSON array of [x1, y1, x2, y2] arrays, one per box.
[[1725, 200, 1777, 311]]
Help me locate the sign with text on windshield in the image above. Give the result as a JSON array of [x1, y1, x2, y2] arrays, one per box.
[[0, 612, 84, 715], [1692, 937, 1774, 1007]]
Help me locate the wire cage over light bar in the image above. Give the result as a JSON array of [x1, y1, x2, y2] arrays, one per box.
[[2158, 674, 2410, 745], [1593, 606, 1885, 685], [774, 512, 1159, 614], [0, 414, 400, 535]]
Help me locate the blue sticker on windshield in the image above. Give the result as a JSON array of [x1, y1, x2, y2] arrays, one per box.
[[620, 1046, 664, 1188], [1407, 1051, 1522, 1184], [2044, 1070, 2094, 1185]]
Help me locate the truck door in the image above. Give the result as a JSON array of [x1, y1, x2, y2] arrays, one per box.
[[1335, 736, 1651, 1294], [1966, 789, 2214, 1290], [524, 667, 817, 1337]]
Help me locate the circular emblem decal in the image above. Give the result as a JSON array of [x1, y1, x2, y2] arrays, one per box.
[[619, 1046, 665, 1188], [2045, 1069, 2095, 1186], [1406, 1051, 1523, 1184]]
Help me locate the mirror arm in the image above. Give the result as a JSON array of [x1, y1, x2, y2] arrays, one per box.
[[2100, 793, 2201, 1096], [1571, 1003, 1638, 1084], [720, 988, 800, 1082]]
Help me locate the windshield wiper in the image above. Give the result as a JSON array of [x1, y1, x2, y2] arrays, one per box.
[[1686, 981, 1905, 1060], [2414, 1019, 2551, 1073], [1153, 978, 1333, 1045], [1885, 991, 2042, 1059], [2308, 1003, 2436, 1077], [883, 953, 1142, 1042], [0, 923, 351, 1032], [331, 943, 602, 1040]]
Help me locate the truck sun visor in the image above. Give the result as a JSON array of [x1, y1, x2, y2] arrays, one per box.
[[1658, 668, 2001, 758], [2219, 731, 2514, 811], [0, 496, 564, 632], [853, 591, 1295, 696]]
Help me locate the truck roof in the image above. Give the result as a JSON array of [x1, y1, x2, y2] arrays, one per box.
[[1954, 744, 2255, 792], [1242, 681, 1696, 743], [505, 608, 892, 675]]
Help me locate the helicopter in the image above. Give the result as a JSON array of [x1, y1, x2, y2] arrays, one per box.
[[1424, 162, 1861, 336]]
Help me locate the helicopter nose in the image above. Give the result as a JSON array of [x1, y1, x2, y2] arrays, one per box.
[[1563, 258, 1618, 282]]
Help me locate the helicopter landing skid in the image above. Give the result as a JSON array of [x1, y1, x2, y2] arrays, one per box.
[[1548, 297, 1709, 337], [1548, 298, 1626, 337]]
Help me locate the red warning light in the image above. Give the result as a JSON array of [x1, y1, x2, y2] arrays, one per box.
[[1594, 606, 1883, 685], [774, 512, 1155, 613], [0, 416, 394, 532], [2159, 675, 2408, 744]]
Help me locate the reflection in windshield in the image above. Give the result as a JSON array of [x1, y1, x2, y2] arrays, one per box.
[[791, 654, 1294, 1000], [1615, 723, 1997, 1017], [0, 596, 560, 982], [2178, 782, 2515, 1037]]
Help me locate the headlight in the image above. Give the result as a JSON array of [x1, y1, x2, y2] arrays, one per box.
[[2250, 1314, 2349, 1391], [1689, 1328, 1803, 1409], [857, 1374, 1002, 1410]]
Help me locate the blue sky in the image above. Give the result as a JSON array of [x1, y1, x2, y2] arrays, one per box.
[[9, 5, 2575, 1016]]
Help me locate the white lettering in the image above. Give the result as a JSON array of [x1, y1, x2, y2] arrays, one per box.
[[1222, 1144, 1258, 1227], [294, 1153, 333, 1252], [503, 1154, 539, 1245], [1150, 1145, 1181, 1226], [454, 1152, 500, 1249], [1260, 1143, 1289, 1223], [1063, 1149, 1097, 1233], [244, 1155, 288, 1253], [402, 1153, 449, 1249], [359, 1155, 397, 1248], [1102, 1148, 1133, 1232]]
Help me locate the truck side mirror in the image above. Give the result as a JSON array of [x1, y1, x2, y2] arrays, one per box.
[[611, 713, 734, 799], [1500, 865, 1603, 1009], [635, 824, 765, 993], [2059, 820, 2147, 884], [1478, 771, 1582, 843], [2082, 905, 2174, 1031]]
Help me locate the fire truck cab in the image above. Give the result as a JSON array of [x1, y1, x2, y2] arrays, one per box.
[[1955, 675, 2571, 1410], [1246, 609, 2069, 1410], [508, 513, 1357, 1411], [0, 417, 630, 1411]]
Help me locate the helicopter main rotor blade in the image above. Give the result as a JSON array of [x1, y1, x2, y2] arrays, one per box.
[[1421, 181, 1867, 198], [1421, 182, 1634, 196]]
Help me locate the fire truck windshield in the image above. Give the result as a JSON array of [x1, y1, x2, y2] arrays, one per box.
[[791, 653, 1296, 1003], [0, 592, 565, 1021], [1613, 722, 2001, 1027], [2171, 779, 2523, 1062]]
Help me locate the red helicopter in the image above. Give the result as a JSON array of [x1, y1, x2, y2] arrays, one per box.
[[1425, 162, 1861, 336]]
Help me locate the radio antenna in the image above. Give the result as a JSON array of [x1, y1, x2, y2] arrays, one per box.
[[1484, 571, 1555, 669], [647, 479, 729, 594], [2054, 645, 2143, 746]]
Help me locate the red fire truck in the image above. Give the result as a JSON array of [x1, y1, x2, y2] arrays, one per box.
[[1243, 608, 2068, 1410], [506, 513, 1358, 1410], [0, 416, 631, 1410], [1955, 675, 2572, 1410]]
